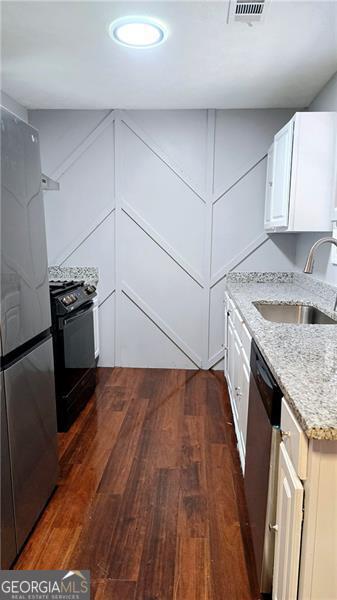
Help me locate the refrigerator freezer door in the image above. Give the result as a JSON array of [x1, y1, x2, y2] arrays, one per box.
[[1, 108, 51, 357], [0, 372, 17, 568], [5, 337, 58, 550]]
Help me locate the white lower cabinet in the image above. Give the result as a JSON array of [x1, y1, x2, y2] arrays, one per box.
[[93, 295, 100, 360], [272, 442, 304, 600], [240, 358, 250, 451], [224, 294, 251, 470], [225, 292, 337, 600]]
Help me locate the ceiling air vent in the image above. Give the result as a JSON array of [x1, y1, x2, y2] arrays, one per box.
[[227, 0, 269, 24]]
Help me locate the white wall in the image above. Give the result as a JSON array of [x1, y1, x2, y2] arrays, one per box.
[[29, 108, 297, 368], [294, 71, 337, 286], [0, 91, 28, 122], [310, 72, 337, 112]]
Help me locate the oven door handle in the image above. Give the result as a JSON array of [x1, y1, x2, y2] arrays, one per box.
[[63, 304, 93, 327]]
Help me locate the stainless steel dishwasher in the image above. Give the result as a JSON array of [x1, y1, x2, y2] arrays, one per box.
[[244, 341, 282, 596]]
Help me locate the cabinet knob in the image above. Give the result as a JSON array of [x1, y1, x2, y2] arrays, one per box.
[[280, 429, 291, 441], [269, 523, 278, 532]]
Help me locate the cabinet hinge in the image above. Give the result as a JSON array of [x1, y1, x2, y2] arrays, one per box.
[[301, 492, 305, 522]]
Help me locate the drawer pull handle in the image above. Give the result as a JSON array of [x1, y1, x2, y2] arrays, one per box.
[[269, 523, 278, 532], [281, 429, 291, 441]]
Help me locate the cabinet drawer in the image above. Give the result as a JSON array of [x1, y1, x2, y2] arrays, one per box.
[[227, 297, 242, 337], [281, 398, 308, 480]]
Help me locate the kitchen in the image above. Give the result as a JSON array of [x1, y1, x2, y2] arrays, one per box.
[[1, 1, 337, 599]]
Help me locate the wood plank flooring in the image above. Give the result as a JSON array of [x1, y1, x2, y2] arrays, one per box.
[[14, 368, 259, 599]]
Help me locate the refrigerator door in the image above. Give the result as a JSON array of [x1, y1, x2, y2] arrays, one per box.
[[0, 372, 17, 568], [4, 337, 58, 550], [1, 107, 51, 357]]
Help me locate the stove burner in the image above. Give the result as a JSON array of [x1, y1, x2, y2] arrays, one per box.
[[49, 279, 85, 297], [49, 279, 83, 290]]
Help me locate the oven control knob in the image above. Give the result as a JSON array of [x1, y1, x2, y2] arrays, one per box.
[[85, 285, 96, 294]]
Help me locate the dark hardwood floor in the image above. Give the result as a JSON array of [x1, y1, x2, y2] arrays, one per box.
[[14, 367, 258, 600]]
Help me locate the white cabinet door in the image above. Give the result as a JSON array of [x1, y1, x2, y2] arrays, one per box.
[[93, 296, 100, 360], [233, 329, 242, 424], [239, 356, 250, 451], [264, 144, 274, 229], [332, 136, 337, 222], [224, 297, 229, 378], [273, 442, 303, 600], [227, 313, 236, 407], [269, 120, 294, 229]]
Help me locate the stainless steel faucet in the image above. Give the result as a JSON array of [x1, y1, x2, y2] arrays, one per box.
[[303, 236, 337, 311]]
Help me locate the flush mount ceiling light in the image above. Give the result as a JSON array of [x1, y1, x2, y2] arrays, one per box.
[[109, 16, 168, 48]]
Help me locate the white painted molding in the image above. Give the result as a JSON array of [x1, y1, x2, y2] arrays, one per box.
[[114, 114, 123, 365], [122, 281, 202, 368], [212, 154, 267, 206], [51, 110, 116, 181], [202, 109, 216, 368], [210, 232, 269, 288], [121, 199, 205, 289], [99, 288, 116, 308], [42, 107, 282, 370], [119, 110, 206, 203], [208, 349, 225, 370], [52, 205, 116, 266]]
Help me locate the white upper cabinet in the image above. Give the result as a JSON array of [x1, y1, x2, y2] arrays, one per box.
[[269, 120, 294, 229], [264, 143, 274, 229], [265, 112, 336, 232], [332, 120, 337, 222]]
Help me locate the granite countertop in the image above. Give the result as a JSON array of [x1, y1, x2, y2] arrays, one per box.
[[48, 266, 99, 286], [226, 272, 337, 441]]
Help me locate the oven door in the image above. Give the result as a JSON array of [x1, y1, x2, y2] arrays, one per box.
[[56, 303, 95, 397]]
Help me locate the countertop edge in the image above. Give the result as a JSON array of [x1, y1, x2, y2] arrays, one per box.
[[225, 281, 337, 442]]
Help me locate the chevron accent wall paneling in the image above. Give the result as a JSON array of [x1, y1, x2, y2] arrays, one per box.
[[30, 108, 297, 368]]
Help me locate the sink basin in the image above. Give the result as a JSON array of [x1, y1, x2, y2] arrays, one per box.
[[254, 303, 337, 325]]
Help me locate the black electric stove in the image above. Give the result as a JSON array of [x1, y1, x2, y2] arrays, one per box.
[[49, 280, 97, 431]]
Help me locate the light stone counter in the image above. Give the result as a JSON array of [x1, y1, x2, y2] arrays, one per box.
[[226, 272, 337, 440], [48, 266, 99, 286]]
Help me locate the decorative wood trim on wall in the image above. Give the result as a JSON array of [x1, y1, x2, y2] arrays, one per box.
[[114, 113, 123, 365], [99, 288, 116, 308], [212, 154, 267, 205], [119, 110, 206, 202], [207, 349, 225, 370], [122, 282, 202, 368], [54, 205, 116, 266], [38, 107, 294, 368], [210, 232, 269, 288], [121, 199, 204, 288], [203, 109, 216, 367], [51, 110, 116, 180]]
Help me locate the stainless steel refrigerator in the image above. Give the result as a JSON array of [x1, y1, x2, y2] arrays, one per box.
[[0, 107, 58, 568]]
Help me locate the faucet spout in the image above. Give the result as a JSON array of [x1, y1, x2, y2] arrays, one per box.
[[303, 237, 337, 274]]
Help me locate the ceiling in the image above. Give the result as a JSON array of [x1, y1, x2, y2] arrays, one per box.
[[1, 0, 337, 109]]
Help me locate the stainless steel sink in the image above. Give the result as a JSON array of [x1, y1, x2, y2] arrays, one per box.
[[254, 303, 337, 325]]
